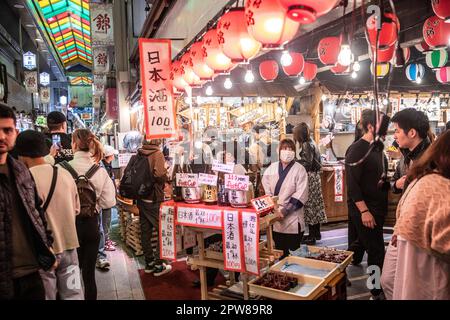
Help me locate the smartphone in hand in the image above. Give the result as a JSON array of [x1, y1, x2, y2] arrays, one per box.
[[52, 134, 61, 149]]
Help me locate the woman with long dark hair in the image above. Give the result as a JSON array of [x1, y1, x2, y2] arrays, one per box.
[[293, 123, 327, 244]]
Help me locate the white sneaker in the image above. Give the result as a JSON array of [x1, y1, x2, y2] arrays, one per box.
[[153, 263, 172, 277], [96, 258, 110, 269]]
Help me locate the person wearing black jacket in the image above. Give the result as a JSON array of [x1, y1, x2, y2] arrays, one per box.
[[45, 111, 73, 164], [0, 104, 55, 300], [345, 109, 388, 300], [294, 123, 326, 245]]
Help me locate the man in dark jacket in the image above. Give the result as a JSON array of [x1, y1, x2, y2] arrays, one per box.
[[45, 111, 73, 164], [136, 139, 171, 276], [0, 104, 55, 300]]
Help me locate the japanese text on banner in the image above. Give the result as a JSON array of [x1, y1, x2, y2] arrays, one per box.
[[139, 39, 177, 139], [222, 210, 244, 272], [176, 206, 222, 229], [242, 211, 260, 275], [334, 166, 344, 202], [159, 205, 176, 260]]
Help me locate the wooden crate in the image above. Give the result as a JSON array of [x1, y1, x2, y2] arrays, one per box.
[[304, 246, 354, 272]]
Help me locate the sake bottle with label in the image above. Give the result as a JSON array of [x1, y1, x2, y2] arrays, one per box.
[[201, 164, 217, 205], [171, 153, 183, 202], [181, 163, 201, 204]]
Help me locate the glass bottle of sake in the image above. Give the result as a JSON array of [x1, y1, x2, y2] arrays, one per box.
[[171, 153, 183, 202], [202, 164, 218, 205], [181, 163, 202, 204]]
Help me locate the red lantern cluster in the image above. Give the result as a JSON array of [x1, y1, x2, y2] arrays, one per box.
[[190, 41, 214, 81], [369, 44, 396, 63], [203, 28, 234, 73], [317, 36, 341, 65], [330, 63, 350, 75], [303, 62, 318, 81], [423, 15, 450, 48], [282, 52, 304, 76], [171, 59, 187, 92], [259, 60, 279, 81], [279, 0, 340, 24], [432, 0, 450, 23], [181, 51, 203, 87], [366, 13, 400, 49]]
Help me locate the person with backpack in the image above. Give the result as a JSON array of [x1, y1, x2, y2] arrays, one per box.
[[15, 130, 83, 300], [120, 139, 171, 276], [59, 129, 116, 300]]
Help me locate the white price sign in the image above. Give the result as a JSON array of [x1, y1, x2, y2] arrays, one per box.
[[212, 160, 235, 174], [198, 173, 218, 186], [176, 206, 222, 229], [222, 210, 244, 272], [251, 195, 275, 213], [176, 173, 198, 187], [242, 211, 260, 275], [118, 153, 134, 168], [159, 204, 176, 261], [225, 174, 249, 191]]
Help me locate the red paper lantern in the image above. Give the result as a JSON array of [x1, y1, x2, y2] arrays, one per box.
[[317, 36, 341, 65], [203, 28, 234, 73], [423, 15, 450, 48], [282, 52, 304, 76], [366, 13, 400, 49], [391, 47, 411, 67], [181, 51, 203, 87], [330, 63, 350, 74], [217, 8, 262, 63], [259, 60, 279, 81], [245, 0, 300, 49], [279, 0, 340, 24], [171, 60, 187, 92], [303, 62, 317, 81], [369, 44, 396, 63], [190, 41, 214, 81], [415, 41, 433, 53], [432, 0, 450, 23]]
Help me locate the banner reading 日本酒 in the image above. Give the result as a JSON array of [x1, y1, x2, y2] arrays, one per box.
[[139, 39, 177, 139]]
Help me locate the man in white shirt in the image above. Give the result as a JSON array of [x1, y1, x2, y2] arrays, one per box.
[[15, 130, 83, 300]]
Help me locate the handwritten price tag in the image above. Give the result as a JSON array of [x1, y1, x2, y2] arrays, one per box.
[[176, 173, 198, 187], [212, 160, 235, 174], [222, 210, 244, 272], [159, 204, 176, 261], [251, 195, 275, 213], [225, 174, 249, 191], [198, 173, 218, 186], [176, 206, 222, 229], [118, 153, 134, 167]]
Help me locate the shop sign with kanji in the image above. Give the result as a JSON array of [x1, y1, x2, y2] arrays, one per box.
[[93, 47, 110, 73], [24, 71, 38, 93], [40, 87, 50, 104], [23, 52, 36, 70], [90, 4, 114, 46], [139, 39, 177, 139]]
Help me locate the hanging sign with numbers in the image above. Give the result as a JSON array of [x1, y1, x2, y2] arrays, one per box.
[[251, 195, 275, 213], [222, 210, 244, 272], [159, 204, 176, 261]]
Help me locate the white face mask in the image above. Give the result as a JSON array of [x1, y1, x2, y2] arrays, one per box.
[[280, 150, 295, 163]]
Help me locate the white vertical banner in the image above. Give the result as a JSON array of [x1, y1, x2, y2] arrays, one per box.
[[159, 204, 176, 261], [334, 166, 344, 202], [24, 71, 38, 93], [90, 3, 114, 46], [93, 47, 110, 73], [93, 73, 107, 85], [242, 211, 260, 276], [222, 210, 244, 272], [40, 87, 50, 104], [93, 95, 101, 109], [93, 83, 105, 96]]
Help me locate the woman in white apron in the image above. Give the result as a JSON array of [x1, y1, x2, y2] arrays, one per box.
[[262, 139, 309, 258]]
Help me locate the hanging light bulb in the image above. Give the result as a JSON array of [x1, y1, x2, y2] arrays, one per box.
[[206, 85, 213, 96], [224, 78, 233, 89], [383, 98, 389, 105], [245, 69, 255, 83], [256, 96, 262, 104], [351, 71, 358, 79], [321, 94, 327, 101], [280, 50, 293, 67], [299, 76, 306, 85], [337, 44, 354, 67], [353, 61, 361, 72]]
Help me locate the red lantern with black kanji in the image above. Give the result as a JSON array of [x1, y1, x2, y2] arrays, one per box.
[[217, 7, 262, 63], [203, 28, 233, 73], [279, 0, 340, 24], [282, 52, 304, 76], [245, 0, 300, 49], [369, 44, 396, 63], [259, 60, 279, 81], [303, 62, 317, 81], [330, 63, 350, 74], [190, 41, 214, 81], [366, 13, 400, 49], [317, 36, 341, 65], [432, 0, 450, 23], [181, 51, 203, 87], [171, 59, 188, 92], [423, 15, 450, 48]]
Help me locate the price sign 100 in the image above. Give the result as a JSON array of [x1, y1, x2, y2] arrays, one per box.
[[151, 116, 170, 126]]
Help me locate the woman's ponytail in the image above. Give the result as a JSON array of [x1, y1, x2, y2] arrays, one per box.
[[73, 129, 103, 162]]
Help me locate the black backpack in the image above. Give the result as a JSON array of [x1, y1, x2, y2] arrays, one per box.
[[60, 161, 99, 218], [119, 153, 155, 200]]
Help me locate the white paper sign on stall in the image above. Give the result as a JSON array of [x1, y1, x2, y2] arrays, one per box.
[[176, 206, 222, 229], [117, 153, 134, 167], [176, 173, 198, 187], [222, 210, 244, 272], [225, 174, 250, 191], [212, 160, 235, 173], [198, 173, 218, 186], [159, 204, 176, 261], [242, 211, 260, 275], [334, 166, 344, 202]]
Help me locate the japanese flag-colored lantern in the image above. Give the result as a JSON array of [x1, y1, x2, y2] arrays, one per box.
[[426, 49, 448, 69], [181, 51, 203, 87], [279, 0, 340, 24], [282, 52, 304, 76], [303, 62, 318, 81], [217, 8, 262, 63], [391, 47, 411, 67], [317, 36, 341, 65], [259, 60, 279, 81], [369, 44, 396, 63], [331, 63, 350, 74], [436, 66, 450, 83], [171, 60, 188, 92], [423, 15, 450, 48], [415, 41, 433, 54], [203, 28, 233, 73], [370, 62, 390, 78], [190, 41, 214, 80], [405, 63, 425, 82], [245, 0, 300, 49], [432, 0, 450, 23], [366, 13, 400, 49]]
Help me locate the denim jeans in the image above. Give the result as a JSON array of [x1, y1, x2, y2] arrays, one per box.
[[97, 208, 112, 260]]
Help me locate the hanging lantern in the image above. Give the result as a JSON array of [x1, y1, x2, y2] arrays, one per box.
[[259, 60, 279, 81], [282, 52, 304, 76], [370, 62, 390, 78], [171, 59, 188, 92], [366, 13, 400, 49], [245, 0, 300, 49], [423, 15, 450, 48], [369, 44, 396, 63], [391, 47, 411, 67], [432, 0, 450, 23], [279, 0, 340, 24], [217, 8, 262, 63], [190, 41, 214, 81], [425, 49, 448, 69], [436, 66, 450, 83], [303, 62, 318, 81], [415, 41, 433, 54], [203, 28, 233, 73], [330, 63, 350, 74], [317, 36, 341, 65], [405, 63, 425, 82], [181, 51, 203, 87]]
